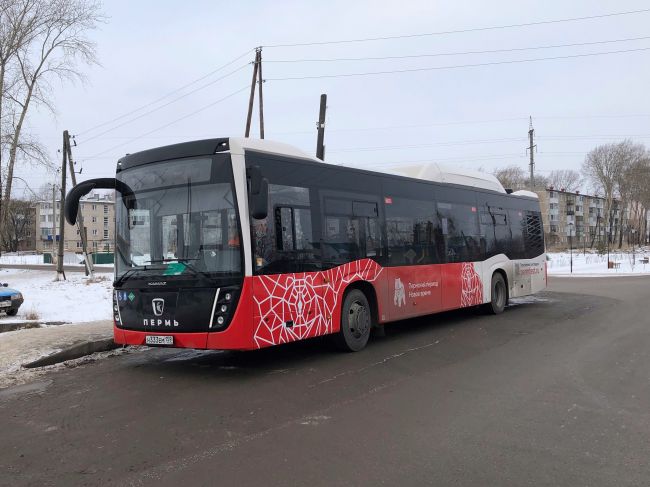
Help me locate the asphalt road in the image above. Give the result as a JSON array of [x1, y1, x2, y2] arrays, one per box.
[[1, 276, 649, 486]]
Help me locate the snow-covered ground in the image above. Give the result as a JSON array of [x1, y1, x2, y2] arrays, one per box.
[[0, 268, 113, 322], [547, 248, 650, 276], [0, 251, 112, 267]]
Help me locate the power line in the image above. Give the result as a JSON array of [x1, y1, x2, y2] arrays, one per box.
[[266, 114, 650, 136], [264, 8, 650, 48], [329, 138, 528, 153], [76, 48, 255, 138], [266, 36, 650, 63], [83, 85, 250, 160], [79, 63, 250, 145], [266, 46, 650, 81]]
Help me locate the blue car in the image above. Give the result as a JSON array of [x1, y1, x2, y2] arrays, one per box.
[[0, 283, 23, 317]]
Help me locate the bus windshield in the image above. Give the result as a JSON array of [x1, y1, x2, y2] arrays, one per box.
[[115, 155, 242, 281]]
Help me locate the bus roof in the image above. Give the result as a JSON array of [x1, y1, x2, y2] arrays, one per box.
[[118, 137, 527, 197]]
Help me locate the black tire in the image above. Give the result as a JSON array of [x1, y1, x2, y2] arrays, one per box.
[[334, 289, 373, 352], [486, 273, 507, 315], [6, 309, 18, 316]]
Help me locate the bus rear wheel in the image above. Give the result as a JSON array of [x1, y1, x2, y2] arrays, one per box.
[[335, 289, 372, 352], [486, 273, 507, 315]]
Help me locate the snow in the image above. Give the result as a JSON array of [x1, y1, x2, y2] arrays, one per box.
[[546, 248, 650, 276], [0, 268, 113, 322], [0, 320, 115, 389], [0, 251, 112, 267]]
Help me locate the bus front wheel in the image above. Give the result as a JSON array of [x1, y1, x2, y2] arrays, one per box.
[[486, 273, 507, 315], [335, 289, 372, 352]]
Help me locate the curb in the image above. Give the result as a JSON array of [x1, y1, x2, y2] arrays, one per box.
[[0, 321, 68, 334], [22, 338, 120, 369]]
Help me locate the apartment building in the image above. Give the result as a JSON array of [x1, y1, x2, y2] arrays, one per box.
[[535, 188, 625, 248], [35, 191, 115, 254]]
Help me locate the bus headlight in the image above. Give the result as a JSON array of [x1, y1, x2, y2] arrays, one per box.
[[210, 286, 239, 330]]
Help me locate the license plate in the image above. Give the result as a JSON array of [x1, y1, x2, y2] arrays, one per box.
[[0, 302, 10, 308], [145, 335, 173, 346]]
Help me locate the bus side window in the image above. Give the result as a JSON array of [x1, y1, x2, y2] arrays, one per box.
[[437, 202, 481, 263], [253, 184, 318, 273]]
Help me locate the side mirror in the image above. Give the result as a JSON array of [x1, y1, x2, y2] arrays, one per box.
[[65, 178, 136, 225], [65, 178, 117, 225], [246, 166, 268, 220]]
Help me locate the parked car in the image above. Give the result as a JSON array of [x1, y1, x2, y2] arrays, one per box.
[[0, 283, 23, 317]]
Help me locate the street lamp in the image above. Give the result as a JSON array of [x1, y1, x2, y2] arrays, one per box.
[[568, 222, 574, 274]]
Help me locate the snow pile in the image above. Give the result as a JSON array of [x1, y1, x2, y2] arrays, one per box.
[[0, 269, 113, 322], [547, 249, 650, 276]]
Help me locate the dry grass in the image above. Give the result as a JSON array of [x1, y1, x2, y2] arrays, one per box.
[[24, 309, 40, 321], [84, 275, 109, 285]]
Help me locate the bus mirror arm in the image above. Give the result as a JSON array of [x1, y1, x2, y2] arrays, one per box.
[[250, 177, 268, 219], [65, 178, 136, 225], [247, 166, 268, 219]]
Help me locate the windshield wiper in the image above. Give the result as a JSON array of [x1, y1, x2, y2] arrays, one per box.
[[114, 263, 166, 287], [114, 269, 138, 287], [146, 258, 217, 282]]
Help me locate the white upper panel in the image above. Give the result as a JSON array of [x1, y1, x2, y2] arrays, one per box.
[[385, 163, 506, 193], [511, 189, 539, 198], [229, 138, 507, 194], [229, 137, 320, 161]]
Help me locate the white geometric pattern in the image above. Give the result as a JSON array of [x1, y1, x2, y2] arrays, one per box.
[[252, 259, 382, 348], [460, 262, 483, 307]]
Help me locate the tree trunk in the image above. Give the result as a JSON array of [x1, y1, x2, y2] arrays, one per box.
[[2, 80, 34, 224]]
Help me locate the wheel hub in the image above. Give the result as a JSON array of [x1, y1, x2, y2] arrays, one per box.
[[348, 301, 370, 338]]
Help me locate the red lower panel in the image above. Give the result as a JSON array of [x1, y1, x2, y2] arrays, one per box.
[[113, 260, 486, 351]]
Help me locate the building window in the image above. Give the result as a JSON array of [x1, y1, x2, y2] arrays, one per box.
[[104, 205, 108, 214], [103, 216, 109, 227], [76, 241, 83, 248], [549, 191, 555, 198], [103, 229, 109, 240], [92, 229, 98, 236], [92, 204, 97, 211], [92, 216, 97, 223]]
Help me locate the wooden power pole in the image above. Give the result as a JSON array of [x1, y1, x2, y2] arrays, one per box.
[[56, 131, 67, 280], [245, 48, 264, 138], [316, 94, 327, 160], [65, 130, 94, 277]]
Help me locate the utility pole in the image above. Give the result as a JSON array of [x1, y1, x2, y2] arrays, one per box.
[[65, 130, 94, 278], [245, 48, 263, 138], [526, 116, 536, 190], [257, 48, 265, 139], [316, 94, 327, 160], [56, 132, 67, 281], [51, 183, 57, 267]]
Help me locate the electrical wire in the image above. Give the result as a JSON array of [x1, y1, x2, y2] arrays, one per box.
[[264, 8, 650, 48], [79, 63, 250, 145], [76, 48, 255, 137], [266, 47, 650, 81], [83, 85, 250, 160], [265, 36, 650, 63]]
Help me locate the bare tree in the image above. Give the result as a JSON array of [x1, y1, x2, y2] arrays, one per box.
[[0, 0, 43, 251], [2, 197, 33, 251], [582, 143, 627, 244], [3, 0, 102, 217], [493, 165, 528, 191], [547, 169, 583, 192]]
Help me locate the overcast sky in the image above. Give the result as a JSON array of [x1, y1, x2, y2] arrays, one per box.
[[15, 0, 650, 196]]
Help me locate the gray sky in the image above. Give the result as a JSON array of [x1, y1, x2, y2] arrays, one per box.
[[15, 0, 650, 196]]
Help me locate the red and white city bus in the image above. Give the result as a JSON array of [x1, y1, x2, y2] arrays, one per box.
[[65, 137, 546, 352]]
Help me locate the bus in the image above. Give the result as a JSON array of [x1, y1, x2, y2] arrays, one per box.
[[65, 137, 546, 352]]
